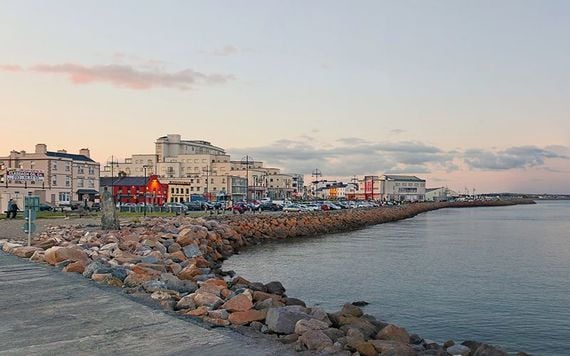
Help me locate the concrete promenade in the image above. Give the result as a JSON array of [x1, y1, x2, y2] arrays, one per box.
[[0, 251, 291, 356]]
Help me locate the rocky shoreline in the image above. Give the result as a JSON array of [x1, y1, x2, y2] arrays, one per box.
[[1, 200, 534, 355]]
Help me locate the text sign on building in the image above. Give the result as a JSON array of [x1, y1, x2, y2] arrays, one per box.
[[7, 169, 45, 182]]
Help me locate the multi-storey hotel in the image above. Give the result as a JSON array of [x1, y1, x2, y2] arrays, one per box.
[[0, 144, 100, 211], [101, 134, 299, 202]]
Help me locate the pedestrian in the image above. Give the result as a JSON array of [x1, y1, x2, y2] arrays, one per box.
[[8, 199, 19, 219], [5, 199, 13, 219]]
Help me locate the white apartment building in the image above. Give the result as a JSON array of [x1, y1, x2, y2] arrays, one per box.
[[0, 144, 100, 210], [380, 175, 426, 201]]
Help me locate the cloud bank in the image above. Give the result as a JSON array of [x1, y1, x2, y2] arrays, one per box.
[[0, 63, 234, 90], [228, 139, 568, 177]]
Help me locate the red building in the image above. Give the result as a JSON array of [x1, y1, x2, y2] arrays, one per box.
[[100, 175, 168, 205]]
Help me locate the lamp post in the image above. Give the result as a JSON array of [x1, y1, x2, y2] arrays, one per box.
[[241, 155, 253, 202], [143, 165, 149, 217], [312, 168, 321, 201]]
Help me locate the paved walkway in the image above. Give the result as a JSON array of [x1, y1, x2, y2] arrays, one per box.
[[0, 252, 292, 356]]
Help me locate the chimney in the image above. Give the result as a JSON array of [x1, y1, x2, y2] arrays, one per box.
[[57, 149, 67, 153], [79, 148, 90, 158], [35, 144, 47, 154]]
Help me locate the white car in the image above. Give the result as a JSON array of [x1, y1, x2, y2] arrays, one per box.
[[283, 204, 306, 212]]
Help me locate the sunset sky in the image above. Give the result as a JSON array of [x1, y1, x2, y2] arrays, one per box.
[[1, 0, 569, 193]]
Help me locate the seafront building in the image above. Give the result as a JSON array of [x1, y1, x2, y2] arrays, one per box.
[[425, 187, 458, 201], [101, 134, 299, 202], [352, 174, 426, 201], [0, 144, 100, 210]]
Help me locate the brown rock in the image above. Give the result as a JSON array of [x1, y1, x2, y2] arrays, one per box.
[[203, 317, 230, 327], [63, 260, 86, 273], [44, 246, 89, 266], [228, 309, 267, 325], [123, 272, 154, 287], [369, 340, 415, 355], [92, 273, 112, 282], [356, 341, 378, 356], [194, 292, 223, 308], [169, 251, 187, 262], [185, 306, 209, 317], [253, 291, 283, 303], [177, 265, 202, 280], [222, 293, 253, 312], [376, 324, 410, 343], [12, 246, 42, 258]]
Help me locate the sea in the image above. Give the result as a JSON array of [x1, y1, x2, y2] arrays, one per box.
[[224, 201, 570, 355]]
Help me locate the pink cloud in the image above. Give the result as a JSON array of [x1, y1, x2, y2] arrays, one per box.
[[2, 62, 234, 90], [0, 64, 23, 72]]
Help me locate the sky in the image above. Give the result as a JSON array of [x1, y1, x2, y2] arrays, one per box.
[[0, 0, 569, 194]]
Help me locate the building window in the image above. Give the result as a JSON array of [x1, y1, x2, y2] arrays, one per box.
[[65, 176, 71, 187], [52, 176, 57, 186], [88, 166, 95, 175], [190, 187, 194, 192], [78, 166, 84, 174], [185, 188, 189, 194], [171, 188, 175, 193], [78, 179, 84, 188], [65, 163, 70, 172], [52, 162, 57, 171], [88, 178, 94, 188]]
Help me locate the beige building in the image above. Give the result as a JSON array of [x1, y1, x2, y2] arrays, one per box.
[[0, 144, 100, 210], [101, 134, 299, 202]]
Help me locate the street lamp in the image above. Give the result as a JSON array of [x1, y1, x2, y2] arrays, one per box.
[[241, 155, 253, 202], [143, 165, 149, 218], [312, 168, 322, 201]]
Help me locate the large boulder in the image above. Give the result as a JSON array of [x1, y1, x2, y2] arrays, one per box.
[[266, 306, 311, 334], [298, 329, 333, 351], [44, 246, 89, 266], [228, 309, 267, 325], [294, 318, 330, 335], [193, 292, 224, 308], [376, 324, 410, 343], [11, 246, 42, 258], [369, 340, 416, 355], [264, 281, 286, 295], [182, 244, 202, 258], [221, 293, 253, 312]]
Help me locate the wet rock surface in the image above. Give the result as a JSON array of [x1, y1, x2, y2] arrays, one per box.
[[1, 200, 531, 354]]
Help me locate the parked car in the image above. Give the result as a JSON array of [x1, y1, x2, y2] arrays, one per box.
[[185, 201, 203, 211], [304, 204, 321, 211], [38, 203, 54, 211], [229, 202, 248, 214], [164, 202, 188, 212], [283, 204, 306, 212], [259, 202, 282, 211]]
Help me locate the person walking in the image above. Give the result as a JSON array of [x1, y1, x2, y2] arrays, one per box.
[[7, 199, 19, 219], [5, 199, 13, 219]]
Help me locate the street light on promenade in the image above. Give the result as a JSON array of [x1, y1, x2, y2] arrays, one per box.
[[241, 155, 253, 201], [143, 165, 149, 218], [312, 168, 322, 201]]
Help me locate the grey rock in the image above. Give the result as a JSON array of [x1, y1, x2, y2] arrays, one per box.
[[110, 267, 128, 281], [142, 280, 167, 293], [446, 344, 471, 355], [83, 260, 111, 278], [283, 297, 306, 307], [266, 306, 311, 334], [265, 281, 285, 295], [472, 344, 508, 356], [161, 273, 197, 293], [182, 244, 202, 258]]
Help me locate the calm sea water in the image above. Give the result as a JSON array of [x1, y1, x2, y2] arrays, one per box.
[[224, 201, 570, 355]]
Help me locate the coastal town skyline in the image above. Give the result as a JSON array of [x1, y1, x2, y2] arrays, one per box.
[[1, 1, 569, 193]]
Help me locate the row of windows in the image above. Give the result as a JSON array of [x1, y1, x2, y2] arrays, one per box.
[[394, 182, 425, 187]]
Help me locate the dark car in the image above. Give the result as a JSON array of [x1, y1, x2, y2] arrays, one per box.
[[38, 203, 54, 211], [185, 201, 203, 211], [259, 202, 282, 211]]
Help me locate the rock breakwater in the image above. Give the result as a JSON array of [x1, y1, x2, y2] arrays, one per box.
[[0, 201, 533, 355]]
